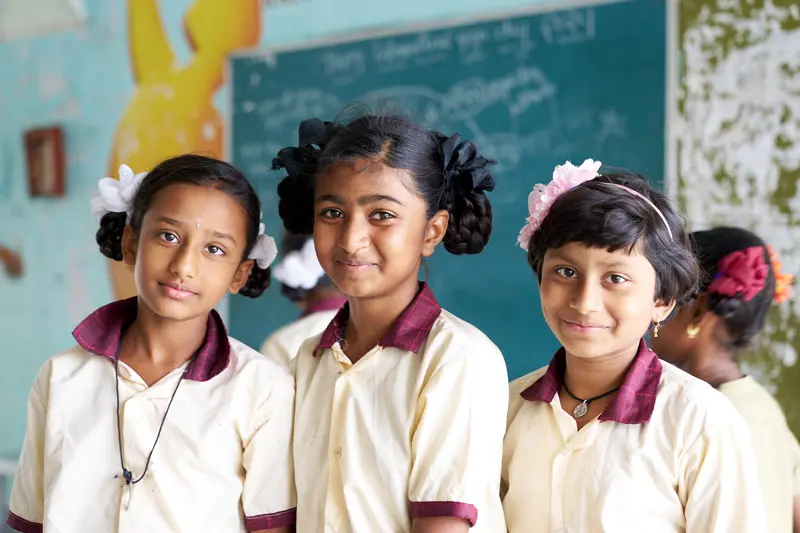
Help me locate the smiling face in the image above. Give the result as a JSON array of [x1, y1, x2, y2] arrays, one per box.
[[539, 241, 675, 361], [122, 183, 253, 321], [312, 159, 448, 300]]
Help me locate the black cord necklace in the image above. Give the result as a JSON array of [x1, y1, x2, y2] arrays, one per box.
[[114, 352, 191, 500], [562, 380, 620, 419]]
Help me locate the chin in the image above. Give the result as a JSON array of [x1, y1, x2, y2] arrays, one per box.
[[140, 292, 207, 322]]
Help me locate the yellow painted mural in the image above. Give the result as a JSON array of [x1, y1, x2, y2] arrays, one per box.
[[106, 0, 262, 300]]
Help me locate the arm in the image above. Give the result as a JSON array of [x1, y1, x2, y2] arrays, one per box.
[[793, 497, 800, 533], [682, 411, 767, 532], [6, 365, 50, 532], [408, 343, 509, 532], [127, 0, 174, 83], [241, 369, 297, 532]]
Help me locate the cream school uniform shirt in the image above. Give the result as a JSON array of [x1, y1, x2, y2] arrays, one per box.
[[7, 298, 296, 533], [293, 283, 509, 532], [260, 297, 346, 367], [502, 340, 767, 533], [718, 376, 800, 533]]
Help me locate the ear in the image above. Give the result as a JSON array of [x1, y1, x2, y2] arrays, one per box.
[[421, 210, 449, 258], [652, 298, 677, 325], [121, 225, 138, 267], [229, 259, 254, 294]]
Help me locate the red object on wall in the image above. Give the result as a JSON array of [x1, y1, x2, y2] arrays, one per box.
[[25, 126, 66, 197]]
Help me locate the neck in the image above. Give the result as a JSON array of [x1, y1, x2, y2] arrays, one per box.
[[122, 298, 209, 369], [687, 348, 743, 388], [344, 278, 420, 361], [564, 343, 638, 400]]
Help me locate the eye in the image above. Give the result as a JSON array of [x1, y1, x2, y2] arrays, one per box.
[[206, 245, 225, 256], [555, 266, 577, 278], [607, 274, 628, 284], [371, 211, 396, 221], [158, 231, 179, 244], [320, 208, 343, 219]]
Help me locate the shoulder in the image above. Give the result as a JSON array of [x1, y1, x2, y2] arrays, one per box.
[[656, 361, 749, 442], [227, 337, 294, 396], [421, 309, 508, 381]]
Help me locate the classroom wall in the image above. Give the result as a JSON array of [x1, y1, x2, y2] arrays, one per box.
[[0, 0, 560, 458], [1, 0, 799, 467], [676, 0, 800, 432]]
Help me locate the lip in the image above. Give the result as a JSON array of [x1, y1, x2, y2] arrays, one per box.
[[562, 319, 608, 333], [336, 259, 377, 270], [159, 282, 198, 300]]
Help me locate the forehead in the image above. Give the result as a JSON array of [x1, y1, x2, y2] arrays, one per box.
[[546, 241, 653, 271], [315, 159, 419, 202], [145, 183, 249, 231]]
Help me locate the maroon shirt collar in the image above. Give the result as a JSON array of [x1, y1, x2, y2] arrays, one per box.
[[72, 297, 231, 382], [315, 282, 442, 354], [300, 295, 347, 319], [520, 339, 662, 424]]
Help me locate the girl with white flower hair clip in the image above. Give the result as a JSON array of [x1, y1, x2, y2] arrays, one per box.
[[7, 155, 296, 533], [260, 233, 345, 368], [501, 160, 768, 533]]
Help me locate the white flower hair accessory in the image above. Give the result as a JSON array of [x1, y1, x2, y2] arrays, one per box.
[[90, 164, 149, 221], [249, 211, 278, 270], [517, 159, 602, 251], [272, 238, 325, 289]]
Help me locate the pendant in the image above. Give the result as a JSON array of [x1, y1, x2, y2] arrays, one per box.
[[573, 401, 589, 418]]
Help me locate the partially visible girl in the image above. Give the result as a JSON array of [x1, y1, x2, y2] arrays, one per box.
[[650, 226, 800, 533], [273, 114, 509, 532], [502, 160, 767, 532], [260, 233, 346, 367], [7, 155, 296, 533]]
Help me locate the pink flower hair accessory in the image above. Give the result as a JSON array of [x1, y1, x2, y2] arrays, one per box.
[[517, 159, 602, 251]]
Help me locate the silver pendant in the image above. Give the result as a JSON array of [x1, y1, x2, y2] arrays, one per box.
[[573, 401, 589, 418]]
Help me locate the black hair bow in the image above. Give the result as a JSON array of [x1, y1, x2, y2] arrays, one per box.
[[440, 133, 496, 195]]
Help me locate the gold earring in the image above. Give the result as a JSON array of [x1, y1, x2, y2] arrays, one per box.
[[686, 323, 700, 339], [652, 321, 661, 338]]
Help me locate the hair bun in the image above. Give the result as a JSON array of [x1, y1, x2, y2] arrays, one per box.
[[437, 133, 495, 255], [96, 211, 128, 261], [239, 266, 271, 298], [272, 119, 340, 235]]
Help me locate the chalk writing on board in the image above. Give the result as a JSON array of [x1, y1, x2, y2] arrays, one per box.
[[247, 88, 342, 131], [372, 32, 453, 68], [493, 19, 535, 59], [321, 49, 366, 83], [454, 27, 491, 65], [540, 8, 595, 46], [444, 66, 557, 120]]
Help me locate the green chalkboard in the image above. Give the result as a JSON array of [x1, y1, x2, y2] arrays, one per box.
[[228, 0, 667, 380]]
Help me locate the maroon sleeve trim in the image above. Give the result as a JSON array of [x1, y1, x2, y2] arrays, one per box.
[[410, 501, 478, 527], [6, 512, 43, 533], [245, 507, 297, 530]]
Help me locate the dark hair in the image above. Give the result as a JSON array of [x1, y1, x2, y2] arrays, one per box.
[[692, 227, 776, 349], [278, 233, 335, 302], [525, 171, 700, 308], [96, 154, 271, 298], [272, 113, 496, 255]]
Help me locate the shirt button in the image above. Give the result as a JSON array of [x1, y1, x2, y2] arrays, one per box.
[[334, 447, 342, 458]]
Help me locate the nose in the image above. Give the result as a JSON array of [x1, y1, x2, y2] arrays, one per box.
[[337, 216, 370, 255], [569, 278, 603, 315], [169, 241, 199, 280]]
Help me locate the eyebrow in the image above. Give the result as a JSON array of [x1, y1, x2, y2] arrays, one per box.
[[316, 193, 404, 206], [155, 216, 237, 245], [547, 251, 635, 269]]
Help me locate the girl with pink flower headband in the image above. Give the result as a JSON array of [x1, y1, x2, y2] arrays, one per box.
[[501, 160, 768, 532]]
